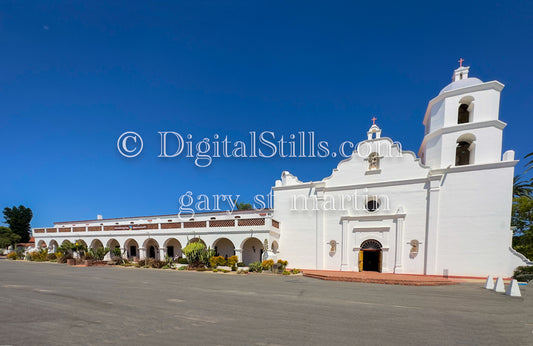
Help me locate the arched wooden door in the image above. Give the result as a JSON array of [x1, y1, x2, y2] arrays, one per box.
[[359, 239, 383, 272]]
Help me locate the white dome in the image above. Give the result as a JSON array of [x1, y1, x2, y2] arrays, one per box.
[[439, 77, 483, 95]]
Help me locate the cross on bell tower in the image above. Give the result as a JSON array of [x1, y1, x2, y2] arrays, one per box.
[[367, 116, 382, 140], [452, 58, 469, 82]]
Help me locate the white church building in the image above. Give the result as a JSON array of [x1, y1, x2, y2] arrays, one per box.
[[33, 65, 531, 277]]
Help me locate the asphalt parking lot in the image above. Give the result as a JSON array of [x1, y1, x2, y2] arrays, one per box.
[[0, 260, 530, 345]]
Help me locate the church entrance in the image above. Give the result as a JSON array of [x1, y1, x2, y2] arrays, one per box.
[[358, 239, 383, 272]]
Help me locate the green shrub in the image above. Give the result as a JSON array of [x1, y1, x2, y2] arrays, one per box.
[[237, 262, 245, 267], [71, 240, 88, 259], [178, 266, 186, 271], [56, 250, 73, 264], [513, 266, 533, 282], [162, 265, 170, 269], [47, 253, 57, 261], [87, 247, 109, 261], [112, 247, 122, 258], [178, 257, 188, 264], [282, 270, 290, 275], [84, 250, 95, 261], [201, 247, 216, 267], [248, 261, 262, 272], [291, 268, 301, 274], [56, 242, 74, 263], [182, 242, 207, 268]]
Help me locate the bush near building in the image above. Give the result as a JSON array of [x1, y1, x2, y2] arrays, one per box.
[[136, 258, 166, 269], [182, 242, 216, 269], [248, 261, 262, 272], [7, 252, 19, 260], [513, 266, 533, 282], [261, 259, 274, 270], [30, 248, 48, 261], [209, 256, 226, 268], [227, 255, 238, 269]]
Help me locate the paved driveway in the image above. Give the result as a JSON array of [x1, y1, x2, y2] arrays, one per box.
[[0, 260, 530, 345]]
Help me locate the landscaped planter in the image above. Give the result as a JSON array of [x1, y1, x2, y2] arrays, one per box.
[[175, 263, 187, 269]]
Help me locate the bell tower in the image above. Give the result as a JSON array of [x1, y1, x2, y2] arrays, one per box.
[[419, 62, 508, 169]]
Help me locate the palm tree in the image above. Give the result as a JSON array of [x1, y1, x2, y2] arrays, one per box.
[[513, 175, 533, 197], [525, 152, 533, 176], [513, 151, 533, 197]]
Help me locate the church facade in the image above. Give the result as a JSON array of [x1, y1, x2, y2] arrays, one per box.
[[32, 65, 531, 277]]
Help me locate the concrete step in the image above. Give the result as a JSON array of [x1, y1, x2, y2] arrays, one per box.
[[302, 271, 457, 286]]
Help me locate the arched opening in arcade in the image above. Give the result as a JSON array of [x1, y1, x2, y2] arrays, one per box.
[[124, 239, 139, 260], [107, 239, 121, 253], [48, 240, 59, 252], [213, 238, 235, 259], [163, 238, 182, 259], [90, 239, 104, 250], [143, 238, 160, 259], [188, 238, 206, 247], [241, 237, 263, 265]]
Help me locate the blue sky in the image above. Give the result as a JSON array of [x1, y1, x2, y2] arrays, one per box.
[[1, 1, 532, 227]]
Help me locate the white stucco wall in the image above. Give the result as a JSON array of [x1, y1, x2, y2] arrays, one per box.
[[432, 164, 522, 277]]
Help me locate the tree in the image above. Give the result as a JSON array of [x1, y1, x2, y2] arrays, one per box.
[[3, 206, 33, 243], [510, 152, 533, 259], [234, 200, 253, 210], [525, 151, 533, 176], [0, 226, 21, 248], [513, 175, 533, 197], [511, 196, 533, 260]]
